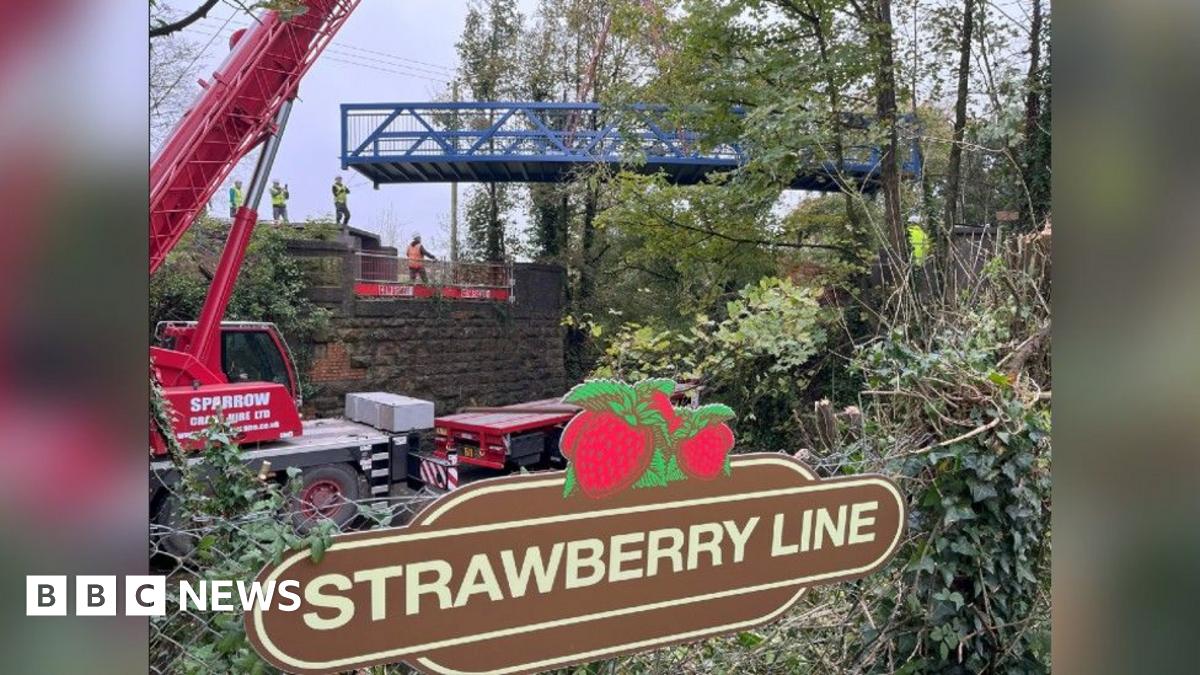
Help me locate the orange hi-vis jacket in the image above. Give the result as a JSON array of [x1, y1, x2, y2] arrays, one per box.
[[407, 243, 425, 270]]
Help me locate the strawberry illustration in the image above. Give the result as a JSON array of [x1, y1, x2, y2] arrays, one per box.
[[568, 412, 655, 498], [677, 422, 735, 480], [559, 411, 592, 459], [648, 390, 683, 434]]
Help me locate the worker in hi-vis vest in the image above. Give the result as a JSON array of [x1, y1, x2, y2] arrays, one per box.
[[228, 180, 244, 218], [407, 234, 438, 283], [907, 223, 929, 265], [270, 180, 290, 225], [332, 176, 351, 227]]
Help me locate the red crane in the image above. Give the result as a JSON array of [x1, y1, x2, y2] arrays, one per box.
[[150, 0, 360, 451]]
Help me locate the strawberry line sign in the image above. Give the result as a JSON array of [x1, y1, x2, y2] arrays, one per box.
[[245, 380, 907, 674]]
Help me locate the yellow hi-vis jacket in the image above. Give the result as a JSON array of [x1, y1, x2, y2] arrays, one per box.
[[907, 224, 929, 264]]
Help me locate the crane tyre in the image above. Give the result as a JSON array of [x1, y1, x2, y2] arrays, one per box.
[[290, 463, 362, 533], [154, 494, 198, 561]]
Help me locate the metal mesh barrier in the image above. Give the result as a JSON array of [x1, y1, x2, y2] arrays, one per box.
[[354, 253, 514, 301]]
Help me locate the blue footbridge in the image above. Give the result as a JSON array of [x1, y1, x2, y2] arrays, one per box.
[[340, 102, 921, 193]]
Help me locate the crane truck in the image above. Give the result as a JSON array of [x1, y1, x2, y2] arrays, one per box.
[[148, 0, 416, 539], [147, 0, 606, 544]]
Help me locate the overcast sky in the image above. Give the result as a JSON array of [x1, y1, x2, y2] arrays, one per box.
[[164, 0, 1034, 250], [173, 0, 538, 252]]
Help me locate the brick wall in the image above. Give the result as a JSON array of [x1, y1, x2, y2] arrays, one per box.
[[299, 263, 568, 418], [308, 342, 367, 383]]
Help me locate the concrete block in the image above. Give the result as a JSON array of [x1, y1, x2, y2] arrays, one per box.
[[345, 391, 434, 432], [345, 391, 390, 423]]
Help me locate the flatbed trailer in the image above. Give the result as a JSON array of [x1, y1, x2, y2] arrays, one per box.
[[433, 398, 579, 470], [415, 384, 702, 492]]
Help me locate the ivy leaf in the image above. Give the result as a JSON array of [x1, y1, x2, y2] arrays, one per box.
[[563, 380, 636, 414], [987, 370, 1012, 388], [309, 534, 328, 563], [737, 631, 766, 647], [562, 465, 578, 498]]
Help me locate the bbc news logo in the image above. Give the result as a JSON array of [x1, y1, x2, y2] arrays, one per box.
[[25, 576, 301, 616]]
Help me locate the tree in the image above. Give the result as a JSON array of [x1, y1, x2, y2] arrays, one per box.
[[455, 0, 525, 261], [150, 13, 204, 148], [149, 0, 220, 39], [942, 0, 975, 238], [850, 0, 908, 278], [1021, 0, 1050, 227], [149, 1, 305, 39]]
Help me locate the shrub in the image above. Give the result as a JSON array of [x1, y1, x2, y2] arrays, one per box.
[[842, 309, 1052, 673], [592, 277, 827, 451]]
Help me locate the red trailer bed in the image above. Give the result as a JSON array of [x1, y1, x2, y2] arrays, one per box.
[[426, 383, 701, 477], [435, 399, 577, 435], [433, 399, 579, 470]]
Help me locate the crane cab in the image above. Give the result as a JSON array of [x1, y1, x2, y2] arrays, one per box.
[[155, 321, 301, 402], [152, 321, 305, 452]]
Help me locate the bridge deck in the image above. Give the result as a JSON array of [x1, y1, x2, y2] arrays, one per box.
[[340, 102, 921, 193]]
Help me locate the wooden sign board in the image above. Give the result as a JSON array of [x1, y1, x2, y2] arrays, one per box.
[[245, 380, 906, 674]]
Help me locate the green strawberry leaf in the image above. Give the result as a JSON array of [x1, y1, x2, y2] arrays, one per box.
[[692, 403, 736, 426], [675, 403, 737, 439], [634, 449, 669, 488], [723, 454, 733, 477], [647, 447, 667, 474], [665, 455, 687, 482], [636, 408, 671, 442], [634, 378, 676, 400], [563, 380, 636, 414], [634, 468, 668, 488], [562, 465, 578, 497]]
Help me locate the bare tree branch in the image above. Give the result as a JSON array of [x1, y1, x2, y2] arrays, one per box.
[[150, 0, 221, 39]]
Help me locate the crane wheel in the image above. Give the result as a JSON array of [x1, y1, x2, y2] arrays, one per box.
[[153, 494, 198, 561], [290, 463, 362, 534]]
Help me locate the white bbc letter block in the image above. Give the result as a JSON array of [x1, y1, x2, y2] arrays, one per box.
[[126, 575, 167, 616], [76, 575, 117, 616], [26, 575, 67, 616]]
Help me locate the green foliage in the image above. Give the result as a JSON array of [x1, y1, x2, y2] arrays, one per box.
[[593, 277, 826, 451], [848, 310, 1052, 673], [592, 172, 783, 321], [152, 383, 334, 674], [149, 217, 331, 394]]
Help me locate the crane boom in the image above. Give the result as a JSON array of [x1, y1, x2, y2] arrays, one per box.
[[151, 1, 361, 452], [149, 0, 360, 274]]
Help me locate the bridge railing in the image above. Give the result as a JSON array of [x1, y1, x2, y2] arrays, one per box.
[[340, 102, 922, 188], [342, 102, 746, 163], [354, 252, 514, 302]]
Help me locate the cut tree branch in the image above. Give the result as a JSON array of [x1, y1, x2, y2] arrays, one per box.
[[900, 418, 1000, 458]]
